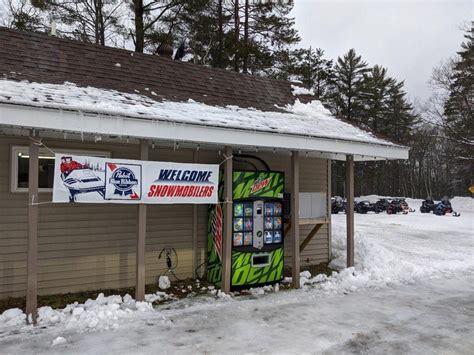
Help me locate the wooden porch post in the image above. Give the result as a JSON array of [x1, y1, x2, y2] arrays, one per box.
[[26, 133, 39, 323], [135, 139, 148, 301], [192, 150, 198, 277], [327, 160, 332, 260], [346, 155, 355, 267], [291, 151, 300, 288], [222, 146, 233, 293]]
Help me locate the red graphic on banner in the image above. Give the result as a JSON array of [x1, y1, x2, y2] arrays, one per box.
[[107, 163, 117, 171]]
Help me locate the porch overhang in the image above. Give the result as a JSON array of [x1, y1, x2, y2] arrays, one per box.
[[0, 103, 409, 161]]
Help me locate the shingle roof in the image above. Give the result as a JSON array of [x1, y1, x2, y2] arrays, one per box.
[[0, 27, 297, 111]]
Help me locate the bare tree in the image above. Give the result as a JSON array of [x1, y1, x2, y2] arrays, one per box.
[[32, 0, 127, 46], [2, 0, 48, 32]]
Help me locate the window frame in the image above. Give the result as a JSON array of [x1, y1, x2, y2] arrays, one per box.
[[10, 145, 111, 193]]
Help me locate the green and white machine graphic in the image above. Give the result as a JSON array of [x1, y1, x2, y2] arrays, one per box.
[[207, 171, 284, 288]]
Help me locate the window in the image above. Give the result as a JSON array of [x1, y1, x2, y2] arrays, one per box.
[[11, 146, 110, 192]]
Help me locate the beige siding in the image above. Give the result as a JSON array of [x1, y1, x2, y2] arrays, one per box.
[[0, 136, 329, 299]]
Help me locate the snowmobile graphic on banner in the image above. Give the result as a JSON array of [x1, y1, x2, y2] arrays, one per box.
[[207, 171, 285, 289], [59, 156, 106, 202]]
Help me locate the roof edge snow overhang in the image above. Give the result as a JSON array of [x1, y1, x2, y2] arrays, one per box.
[[0, 103, 409, 161]]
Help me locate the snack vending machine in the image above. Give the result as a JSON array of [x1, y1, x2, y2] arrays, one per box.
[[207, 171, 284, 289]]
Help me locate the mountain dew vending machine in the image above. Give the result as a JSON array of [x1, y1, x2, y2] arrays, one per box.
[[207, 171, 284, 289]]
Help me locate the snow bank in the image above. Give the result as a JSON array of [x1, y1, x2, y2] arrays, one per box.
[[0, 293, 161, 332], [304, 197, 474, 294], [0, 308, 25, 326], [0, 79, 394, 146]]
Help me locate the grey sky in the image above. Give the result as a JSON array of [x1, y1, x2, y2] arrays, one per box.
[[291, 0, 472, 101]]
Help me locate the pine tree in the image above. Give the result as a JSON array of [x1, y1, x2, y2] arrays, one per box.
[[174, 0, 299, 75], [358, 65, 397, 132], [174, 0, 232, 67], [442, 27, 473, 194], [332, 49, 369, 122], [130, 0, 186, 53], [285, 47, 334, 100], [237, 0, 300, 75]]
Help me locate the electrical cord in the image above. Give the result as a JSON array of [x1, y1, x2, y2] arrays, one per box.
[[194, 260, 208, 280], [158, 247, 181, 281]]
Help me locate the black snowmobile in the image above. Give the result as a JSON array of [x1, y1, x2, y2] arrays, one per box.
[[331, 196, 346, 214], [420, 197, 436, 213], [374, 198, 390, 213], [354, 200, 383, 214]]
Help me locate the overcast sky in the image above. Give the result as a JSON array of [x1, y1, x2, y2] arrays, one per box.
[[291, 0, 471, 102]]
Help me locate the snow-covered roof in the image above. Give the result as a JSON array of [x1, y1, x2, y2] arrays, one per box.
[[0, 79, 397, 147]]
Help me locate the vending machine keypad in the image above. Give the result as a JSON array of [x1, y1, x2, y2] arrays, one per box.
[[253, 200, 265, 249]]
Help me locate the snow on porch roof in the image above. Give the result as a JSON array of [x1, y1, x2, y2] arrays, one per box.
[[0, 79, 397, 147]]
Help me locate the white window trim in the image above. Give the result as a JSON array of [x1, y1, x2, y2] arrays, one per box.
[[10, 145, 111, 193]]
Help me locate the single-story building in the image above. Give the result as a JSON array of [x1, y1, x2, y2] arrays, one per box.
[[0, 27, 409, 319]]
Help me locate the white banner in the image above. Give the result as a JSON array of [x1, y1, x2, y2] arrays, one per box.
[[53, 154, 219, 204]]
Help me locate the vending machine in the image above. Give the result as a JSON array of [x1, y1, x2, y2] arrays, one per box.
[[207, 171, 285, 289]]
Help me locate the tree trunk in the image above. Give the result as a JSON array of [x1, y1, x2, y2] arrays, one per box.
[[233, 0, 240, 72], [98, 0, 105, 46], [242, 0, 249, 73], [134, 0, 144, 53], [217, 0, 224, 68], [94, 0, 100, 44]]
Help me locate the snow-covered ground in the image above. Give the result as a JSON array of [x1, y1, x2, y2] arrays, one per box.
[[1, 197, 473, 354]]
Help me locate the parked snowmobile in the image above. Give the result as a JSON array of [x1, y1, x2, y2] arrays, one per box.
[[354, 200, 383, 214], [399, 198, 415, 213], [387, 198, 414, 214], [60, 156, 105, 202], [420, 197, 436, 213], [331, 196, 346, 214], [374, 198, 390, 213], [434, 196, 460, 217]]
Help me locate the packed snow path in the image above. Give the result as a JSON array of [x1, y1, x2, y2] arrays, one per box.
[[1, 276, 473, 354], [0, 197, 473, 354]]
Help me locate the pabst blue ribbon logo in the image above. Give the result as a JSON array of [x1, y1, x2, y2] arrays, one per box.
[[105, 163, 141, 200], [109, 167, 138, 196]]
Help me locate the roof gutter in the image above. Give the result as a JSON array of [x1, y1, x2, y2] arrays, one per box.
[[0, 103, 409, 161]]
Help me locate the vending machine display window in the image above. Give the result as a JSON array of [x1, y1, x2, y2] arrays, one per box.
[[263, 202, 283, 244]]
